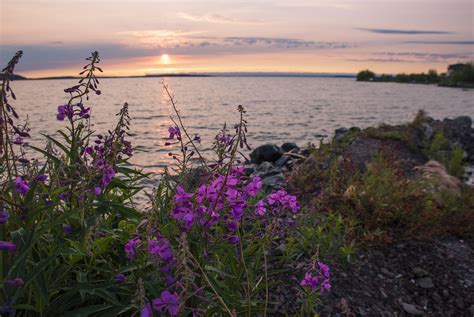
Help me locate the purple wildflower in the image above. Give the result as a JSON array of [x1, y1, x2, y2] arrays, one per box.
[[94, 187, 102, 196], [34, 174, 48, 182], [0, 241, 16, 252], [300, 273, 319, 290], [0, 211, 10, 224], [140, 303, 153, 317], [228, 236, 240, 244], [245, 176, 262, 197], [152, 290, 180, 316], [254, 200, 266, 216], [148, 238, 174, 263], [6, 278, 24, 289], [193, 134, 201, 143], [168, 126, 181, 140], [14, 177, 29, 195], [101, 165, 115, 187], [56, 104, 73, 121], [115, 273, 127, 282], [124, 238, 140, 261], [63, 224, 73, 234]]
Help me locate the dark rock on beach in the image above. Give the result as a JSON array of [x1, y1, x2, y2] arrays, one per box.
[[249, 143, 284, 164]]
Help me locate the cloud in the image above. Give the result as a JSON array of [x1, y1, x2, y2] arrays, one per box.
[[358, 28, 453, 35], [178, 12, 263, 24], [118, 30, 353, 53], [405, 40, 474, 45], [0, 34, 352, 72], [347, 51, 473, 63]]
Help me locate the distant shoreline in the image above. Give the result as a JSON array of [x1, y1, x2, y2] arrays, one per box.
[[7, 72, 357, 81]]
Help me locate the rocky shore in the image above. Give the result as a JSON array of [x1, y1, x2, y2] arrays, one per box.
[[245, 113, 474, 316]]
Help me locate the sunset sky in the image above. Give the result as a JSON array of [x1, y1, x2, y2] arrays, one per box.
[[1, 0, 473, 78]]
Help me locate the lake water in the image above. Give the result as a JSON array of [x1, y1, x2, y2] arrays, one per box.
[[11, 77, 474, 177]]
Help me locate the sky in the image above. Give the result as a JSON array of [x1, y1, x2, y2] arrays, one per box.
[[0, 0, 473, 77]]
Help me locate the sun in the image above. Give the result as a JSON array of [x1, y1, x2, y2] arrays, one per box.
[[160, 54, 170, 64]]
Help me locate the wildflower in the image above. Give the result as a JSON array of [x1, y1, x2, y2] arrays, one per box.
[[168, 126, 181, 140], [124, 238, 140, 261], [34, 174, 48, 182], [175, 185, 192, 204], [152, 290, 180, 316], [245, 176, 262, 196], [63, 224, 73, 234], [148, 238, 174, 263], [0, 211, 10, 224], [115, 273, 127, 282], [96, 159, 105, 169], [56, 104, 73, 121], [140, 303, 153, 317], [300, 273, 319, 290], [318, 262, 330, 278], [0, 241, 16, 252], [254, 200, 266, 216], [14, 177, 29, 195], [6, 278, 24, 289], [193, 134, 201, 143], [94, 187, 102, 196], [83, 146, 93, 155], [101, 165, 115, 187], [228, 236, 240, 244]]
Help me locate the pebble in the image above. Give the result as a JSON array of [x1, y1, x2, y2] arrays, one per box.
[[417, 277, 435, 289], [402, 302, 424, 315]]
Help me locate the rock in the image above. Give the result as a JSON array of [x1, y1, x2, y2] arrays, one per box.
[[275, 155, 291, 168], [413, 267, 429, 278], [469, 304, 474, 315], [257, 161, 274, 174], [335, 127, 349, 141], [453, 115, 472, 128], [250, 144, 283, 164], [417, 277, 435, 288], [442, 289, 450, 298], [262, 173, 285, 191], [281, 142, 299, 152], [402, 302, 424, 315], [244, 166, 255, 176]]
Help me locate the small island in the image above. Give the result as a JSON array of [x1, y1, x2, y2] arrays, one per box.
[[356, 62, 474, 88]]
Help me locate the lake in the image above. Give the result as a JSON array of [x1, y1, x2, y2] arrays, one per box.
[[11, 77, 474, 177]]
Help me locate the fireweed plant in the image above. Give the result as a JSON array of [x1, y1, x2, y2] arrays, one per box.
[[0, 52, 330, 316]]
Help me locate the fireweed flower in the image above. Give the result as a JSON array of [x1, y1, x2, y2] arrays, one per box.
[[152, 290, 180, 316], [140, 303, 153, 317], [148, 238, 174, 263], [245, 176, 262, 197], [34, 174, 48, 182], [0, 211, 10, 224], [63, 224, 73, 234], [6, 278, 24, 289], [168, 126, 181, 140], [56, 104, 73, 121], [115, 273, 127, 282], [124, 238, 140, 261], [300, 261, 331, 294], [0, 241, 16, 252], [254, 200, 266, 216], [14, 177, 29, 195]]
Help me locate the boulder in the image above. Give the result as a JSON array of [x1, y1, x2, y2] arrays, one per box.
[[281, 142, 299, 152], [250, 144, 283, 164]]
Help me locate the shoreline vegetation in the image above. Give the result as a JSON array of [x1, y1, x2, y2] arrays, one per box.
[[1, 51, 473, 316], [356, 62, 474, 88]]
